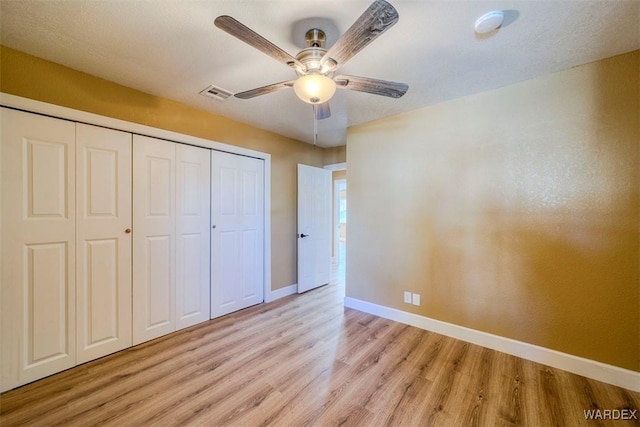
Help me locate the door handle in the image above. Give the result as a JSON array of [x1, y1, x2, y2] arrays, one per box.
[[125, 228, 132, 234], [300, 233, 309, 238]]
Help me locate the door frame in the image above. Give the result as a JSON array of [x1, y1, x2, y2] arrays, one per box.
[[333, 178, 346, 265], [0, 93, 273, 302], [324, 163, 347, 264]]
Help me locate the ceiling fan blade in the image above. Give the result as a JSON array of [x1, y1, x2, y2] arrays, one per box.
[[215, 16, 303, 70], [320, 0, 399, 70], [335, 75, 408, 98], [234, 81, 295, 99], [315, 102, 331, 120]]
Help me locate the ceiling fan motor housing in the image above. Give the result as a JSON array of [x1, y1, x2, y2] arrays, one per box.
[[295, 28, 337, 76], [296, 47, 327, 75]]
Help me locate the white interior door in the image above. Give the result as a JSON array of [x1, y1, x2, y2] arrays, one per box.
[[297, 164, 331, 293], [76, 124, 132, 364], [1, 108, 76, 391], [211, 151, 264, 318], [133, 135, 176, 345], [176, 144, 211, 330]]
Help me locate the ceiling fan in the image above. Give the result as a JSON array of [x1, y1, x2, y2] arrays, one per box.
[[214, 0, 408, 121]]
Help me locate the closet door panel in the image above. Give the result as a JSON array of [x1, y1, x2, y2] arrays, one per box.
[[211, 151, 264, 319], [133, 135, 176, 345], [239, 159, 264, 303], [76, 124, 132, 364], [1, 108, 76, 392], [175, 144, 211, 330], [145, 236, 172, 323]]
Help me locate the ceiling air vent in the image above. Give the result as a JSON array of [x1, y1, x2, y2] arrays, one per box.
[[199, 85, 233, 101]]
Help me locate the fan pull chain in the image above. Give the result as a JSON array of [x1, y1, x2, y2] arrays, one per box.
[[313, 104, 318, 146]]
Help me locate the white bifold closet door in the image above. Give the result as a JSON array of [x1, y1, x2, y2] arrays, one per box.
[[210, 151, 265, 318], [133, 136, 211, 344], [1, 108, 77, 392], [76, 124, 132, 364], [133, 135, 177, 345], [175, 144, 211, 330]]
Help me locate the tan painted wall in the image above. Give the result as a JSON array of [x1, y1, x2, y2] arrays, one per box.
[[346, 51, 639, 371], [0, 45, 326, 291], [324, 145, 347, 165]]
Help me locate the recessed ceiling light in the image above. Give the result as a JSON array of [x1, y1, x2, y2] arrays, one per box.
[[474, 11, 504, 34]]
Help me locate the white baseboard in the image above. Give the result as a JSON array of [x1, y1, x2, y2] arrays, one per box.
[[344, 297, 640, 392], [265, 284, 297, 303]]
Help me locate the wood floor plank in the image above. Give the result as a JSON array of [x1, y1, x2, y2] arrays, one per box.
[[372, 373, 433, 425], [457, 346, 495, 427], [1, 280, 638, 426]]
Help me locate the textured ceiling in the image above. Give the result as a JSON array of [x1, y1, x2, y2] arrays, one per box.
[[1, 0, 638, 147]]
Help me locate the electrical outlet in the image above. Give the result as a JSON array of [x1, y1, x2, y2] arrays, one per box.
[[412, 293, 421, 306], [403, 291, 412, 304]]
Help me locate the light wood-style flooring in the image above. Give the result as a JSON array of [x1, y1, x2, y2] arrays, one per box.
[[1, 280, 638, 426]]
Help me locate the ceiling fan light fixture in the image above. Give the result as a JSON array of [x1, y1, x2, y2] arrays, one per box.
[[293, 74, 336, 104]]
